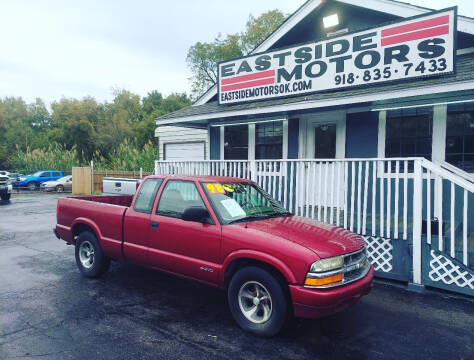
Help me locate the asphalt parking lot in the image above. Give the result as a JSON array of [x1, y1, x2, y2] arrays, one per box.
[[1, 193, 473, 360]]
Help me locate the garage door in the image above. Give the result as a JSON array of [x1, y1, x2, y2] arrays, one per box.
[[164, 142, 205, 161]]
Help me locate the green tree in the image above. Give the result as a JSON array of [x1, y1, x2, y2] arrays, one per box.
[[49, 97, 102, 162], [142, 90, 163, 115], [0, 97, 34, 153], [186, 9, 286, 99], [28, 98, 51, 129], [241, 10, 286, 54], [187, 34, 242, 99], [0, 88, 192, 170], [135, 92, 192, 148]]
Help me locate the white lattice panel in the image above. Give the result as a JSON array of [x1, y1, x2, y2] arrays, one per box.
[[363, 236, 393, 272], [429, 250, 474, 290]]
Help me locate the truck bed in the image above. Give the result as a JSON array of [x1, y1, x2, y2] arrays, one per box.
[[56, 195, 134, 260]]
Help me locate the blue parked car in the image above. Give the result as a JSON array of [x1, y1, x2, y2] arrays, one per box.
[[14, 170, 64, 190]]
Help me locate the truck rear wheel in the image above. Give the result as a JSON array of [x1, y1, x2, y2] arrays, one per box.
[[227, 266, 289, 337], [75, 231, 110, 278]]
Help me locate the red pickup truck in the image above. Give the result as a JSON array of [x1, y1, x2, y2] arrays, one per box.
[[55, 175, 373, 336]]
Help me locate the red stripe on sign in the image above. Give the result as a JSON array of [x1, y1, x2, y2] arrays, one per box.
[[220, 70, 275, 86], [381, 15, 449, 37], [221, 77, 275, 92], [381, 25, 449, 46]]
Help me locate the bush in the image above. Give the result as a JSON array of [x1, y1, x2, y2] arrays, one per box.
[[8, 141, 156, 174], [8, 144, 82, 174], [93, 140, 156, 172]]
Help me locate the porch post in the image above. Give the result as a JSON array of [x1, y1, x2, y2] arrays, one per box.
[[250, 161, 257, 182], [411, 158, 423, 288]]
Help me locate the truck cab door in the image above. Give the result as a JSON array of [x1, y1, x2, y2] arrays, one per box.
[[148, 180, 221, 284], [123, 178, 163, 266]]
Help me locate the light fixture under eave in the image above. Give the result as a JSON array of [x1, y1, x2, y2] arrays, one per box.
[[323, 13, 339, 29]]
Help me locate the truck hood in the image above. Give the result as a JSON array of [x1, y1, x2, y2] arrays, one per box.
[[244, 215, 365, 259]]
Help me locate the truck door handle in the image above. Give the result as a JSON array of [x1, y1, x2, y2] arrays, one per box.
[[150, 221, 159, 229]]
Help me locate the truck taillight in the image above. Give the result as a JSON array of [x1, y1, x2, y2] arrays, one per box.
[[100, 181, 103, 193], [136, 182, 139, 190]]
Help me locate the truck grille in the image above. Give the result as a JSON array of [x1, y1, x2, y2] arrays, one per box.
[[0, 177, 8, 186], [344, 247, 366, 267], [344, 264, 369, 283]]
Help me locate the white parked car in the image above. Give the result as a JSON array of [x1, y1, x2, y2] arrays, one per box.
[[41, 175, 73, 192]]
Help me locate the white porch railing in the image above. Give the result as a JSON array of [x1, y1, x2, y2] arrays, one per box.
[[155, 158, 473, 294], [438, 161, 474, 183]]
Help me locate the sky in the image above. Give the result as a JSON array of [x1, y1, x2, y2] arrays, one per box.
[[0, 0, 472, 104]]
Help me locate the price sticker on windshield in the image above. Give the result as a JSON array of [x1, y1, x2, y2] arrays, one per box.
[[222, 184, 235, 192], [206, 183, 225, 194]]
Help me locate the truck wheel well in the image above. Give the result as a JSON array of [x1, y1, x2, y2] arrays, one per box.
[[72, 223, 95, 242], [224, 258, 288, 288]]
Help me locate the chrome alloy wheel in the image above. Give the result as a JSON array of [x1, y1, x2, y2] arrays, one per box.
[[78, 240, 95, 269], [238, 281, 273, 324]]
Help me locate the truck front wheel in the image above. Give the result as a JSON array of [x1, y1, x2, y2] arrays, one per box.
[[227, 266, 289, 337], [0, 193, 10, 201], [75, 231, 110, 278]]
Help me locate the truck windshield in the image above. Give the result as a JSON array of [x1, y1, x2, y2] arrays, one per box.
[[201, 182, 290, 225]]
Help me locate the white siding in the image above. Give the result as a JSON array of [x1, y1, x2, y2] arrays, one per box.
[[155, 126, 208, 160]]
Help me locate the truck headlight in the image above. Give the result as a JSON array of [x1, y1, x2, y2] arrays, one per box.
[[309, 256, 343, 273], [304, 256, 344, 287]]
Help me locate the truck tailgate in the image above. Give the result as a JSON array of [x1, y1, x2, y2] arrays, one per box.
[[57, 197, 128, 260]]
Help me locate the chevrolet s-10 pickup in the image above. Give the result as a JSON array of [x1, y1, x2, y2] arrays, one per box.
[[55, 175, 373, 336]]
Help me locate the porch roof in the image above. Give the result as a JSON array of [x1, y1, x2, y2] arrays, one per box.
[[156, 53, 474, 127]]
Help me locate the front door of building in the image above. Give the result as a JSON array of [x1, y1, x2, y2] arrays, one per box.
[[299, 112, 346, 213]]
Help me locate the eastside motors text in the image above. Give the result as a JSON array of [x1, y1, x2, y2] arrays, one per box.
[[218, 8, 456, 105]]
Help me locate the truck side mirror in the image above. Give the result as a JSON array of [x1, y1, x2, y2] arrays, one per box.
[[182, 207, 211, 224]]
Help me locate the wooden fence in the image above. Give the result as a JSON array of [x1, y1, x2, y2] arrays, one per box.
[[72, 167, 152, 194], [72, 167, 92, 195]]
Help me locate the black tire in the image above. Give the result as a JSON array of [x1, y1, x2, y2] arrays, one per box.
[[1, 193, 10, 201], [56, 185, 64, 193], [75, 231, 110, 278], [228, 266, 289, 337], [27, 182, 37, 191]]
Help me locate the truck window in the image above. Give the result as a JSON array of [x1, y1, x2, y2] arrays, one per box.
[[134, 179, 163, 214], [52, 172, 61, 177], [40, 172, 50, 177], [157, 180, 206, 218]]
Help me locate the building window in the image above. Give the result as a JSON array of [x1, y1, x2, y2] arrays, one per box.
[[385, 107, 433, 160], [256, 121, 283, 159], [224, 125, 248, 159], [315, 124, 336, 158], [446, 102, 474, 172]]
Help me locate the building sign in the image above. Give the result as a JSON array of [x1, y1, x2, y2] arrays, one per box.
[[218, 8, 456, 105]]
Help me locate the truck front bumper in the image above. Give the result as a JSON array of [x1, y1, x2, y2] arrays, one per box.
[[289, 266, 374, 319]]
